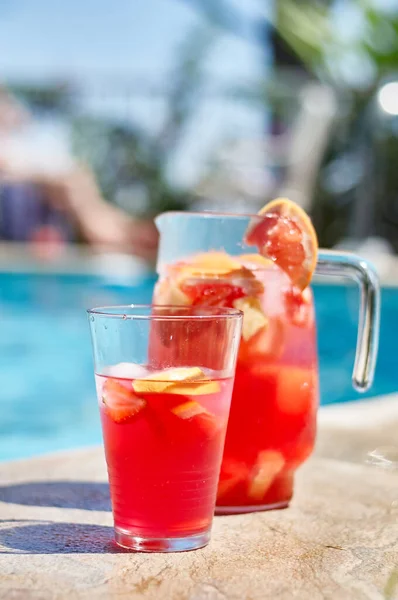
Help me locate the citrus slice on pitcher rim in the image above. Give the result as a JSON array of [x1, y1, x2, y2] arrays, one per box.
[[245, 198, 318, 290]]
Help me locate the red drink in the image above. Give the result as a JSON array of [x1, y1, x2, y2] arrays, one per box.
[[95, 369, 234, 545], [216, 267, 318, 511], [153, 254, 319, 512]]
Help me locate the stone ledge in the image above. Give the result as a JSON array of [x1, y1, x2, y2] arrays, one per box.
[[0, 397, 398, 600]]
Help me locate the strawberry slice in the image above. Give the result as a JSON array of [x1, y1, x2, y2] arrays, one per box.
[[102, 379, 146, 424]]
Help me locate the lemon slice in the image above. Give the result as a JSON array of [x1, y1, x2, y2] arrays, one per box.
[[132, 367, 220, 395], [233, 297, 268, 342], [165, 381, 221, 395]]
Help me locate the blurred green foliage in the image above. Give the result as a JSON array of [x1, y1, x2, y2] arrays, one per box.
[[275, 0, 398, 245], [276, 0, 398, 88]]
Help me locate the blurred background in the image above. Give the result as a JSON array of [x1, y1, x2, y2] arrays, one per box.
[[0, 0, 397, 460]]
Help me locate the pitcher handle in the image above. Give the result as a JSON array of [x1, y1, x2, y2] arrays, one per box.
[[316, 250, 380, 392]]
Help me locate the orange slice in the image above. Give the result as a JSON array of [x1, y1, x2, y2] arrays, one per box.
[[233, 297, 268, 342], [248, 450, 285, 501], [175, 252, 263, 285], [245, 198, 318, 290], [176, 251, 242, 278], [132, 367, 220, 395]]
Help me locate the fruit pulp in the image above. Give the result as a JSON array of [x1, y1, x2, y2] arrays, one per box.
[[153, 256, 319, 512], [96, 373, 233, 540]]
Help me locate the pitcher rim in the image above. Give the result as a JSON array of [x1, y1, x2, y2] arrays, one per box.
[[155, 210, 265, 221]]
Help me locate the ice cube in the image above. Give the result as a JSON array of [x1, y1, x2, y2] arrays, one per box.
[[106, 362, 149, 379]]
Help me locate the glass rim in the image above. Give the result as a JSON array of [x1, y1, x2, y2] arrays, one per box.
[[87, 304, 243, 321]]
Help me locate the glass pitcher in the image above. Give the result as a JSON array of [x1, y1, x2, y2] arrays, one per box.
[[153, 211, 380, 514]]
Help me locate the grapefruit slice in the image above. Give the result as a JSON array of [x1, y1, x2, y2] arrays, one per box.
[[245, 198, 318, 290], [180, 280, 246, 307], [102, 379, 146, 423], [248, 450, 285, 501], [132, 367, 220, 395]]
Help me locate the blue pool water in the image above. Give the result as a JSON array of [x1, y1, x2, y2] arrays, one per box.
[[0, 272, 395, 461]]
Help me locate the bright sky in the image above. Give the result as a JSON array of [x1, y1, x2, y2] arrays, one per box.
[[0, 0, 270, 186], [0, 0, 268, 81]]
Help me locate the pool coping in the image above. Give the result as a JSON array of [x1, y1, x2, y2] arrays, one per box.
[[0, 392, 397, 599], [1, 242, 398, 286], [0, 242, 151, 279]]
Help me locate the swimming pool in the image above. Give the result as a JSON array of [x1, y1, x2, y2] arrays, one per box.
[[0, 271, 395, 461]]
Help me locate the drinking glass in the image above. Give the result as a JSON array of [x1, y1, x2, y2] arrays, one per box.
[[88, 304, 242, 551]]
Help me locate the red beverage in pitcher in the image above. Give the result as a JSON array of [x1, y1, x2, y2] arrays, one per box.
[[96, 369, 234, 539], [152, 199, 380, 513], [153, 252, 319, 512], [216, 266, 318, 511]]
